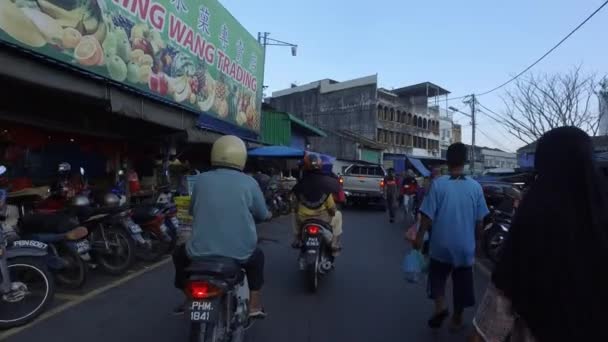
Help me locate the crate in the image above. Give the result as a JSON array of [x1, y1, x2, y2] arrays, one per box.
[[174, 196, 193, 225]]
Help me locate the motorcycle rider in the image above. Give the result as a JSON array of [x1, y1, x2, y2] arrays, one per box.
[[292, 153, 342, 254], [172, 135, 271, 318]]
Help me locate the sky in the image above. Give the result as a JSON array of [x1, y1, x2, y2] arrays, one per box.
[[221, 0, 608, 152]]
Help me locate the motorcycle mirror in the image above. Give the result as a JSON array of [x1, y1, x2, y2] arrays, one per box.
[[0, 165, 6, 176]]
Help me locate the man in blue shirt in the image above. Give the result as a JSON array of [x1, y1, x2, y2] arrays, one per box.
[[415, 142, 489, 331], [172, 135, 271, 318]]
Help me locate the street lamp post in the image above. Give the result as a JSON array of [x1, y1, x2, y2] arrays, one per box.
[[258, 32, 298, 56], [257, 32, 298, 95]]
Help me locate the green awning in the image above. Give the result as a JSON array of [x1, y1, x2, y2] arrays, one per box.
[[287, 114, 326, 137]]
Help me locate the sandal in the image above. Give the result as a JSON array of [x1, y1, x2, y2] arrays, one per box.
[[249, 308, 267, 319], [427, 309, 449, 329]]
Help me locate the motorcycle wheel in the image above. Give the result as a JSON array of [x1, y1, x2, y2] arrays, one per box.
[[54, 244, 88, 289], [135, 231, 165, 262], [484, 225, 507, 264], [91, 227, 136, 276], [306, 257, 319, 293], [189, 308, 226, 342], [0, 257, 56, 329]]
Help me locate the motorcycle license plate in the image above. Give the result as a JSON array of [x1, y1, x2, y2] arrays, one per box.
[[75, 240, 91, 254], [170, 217, 180, 228], [305, 237, 320, 247], [123, 219, 142, 234], [189, 299, 220, 322]]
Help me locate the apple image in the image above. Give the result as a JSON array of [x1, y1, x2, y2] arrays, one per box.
[[149, 72, 169, 96]]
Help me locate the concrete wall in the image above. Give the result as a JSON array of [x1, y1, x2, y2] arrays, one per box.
[[270, 83, 377, 160]]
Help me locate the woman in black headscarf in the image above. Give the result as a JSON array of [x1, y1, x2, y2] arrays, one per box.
[[471, 127, 608, 341]]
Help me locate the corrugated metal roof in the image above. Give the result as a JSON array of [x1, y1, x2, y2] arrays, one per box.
[[286, 113, 326, 137]]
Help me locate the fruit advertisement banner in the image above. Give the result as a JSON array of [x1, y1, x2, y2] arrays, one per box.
[[0, 0, 265, 132]]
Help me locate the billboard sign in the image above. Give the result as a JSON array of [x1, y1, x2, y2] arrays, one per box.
[[0, 0, 264, 131]]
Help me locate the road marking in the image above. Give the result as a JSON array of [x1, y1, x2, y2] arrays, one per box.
[[0, 258, 171, 341], [54, 294, 82, 301]]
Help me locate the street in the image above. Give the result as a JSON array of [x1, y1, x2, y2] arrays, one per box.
[[2, 209, 489, 342]]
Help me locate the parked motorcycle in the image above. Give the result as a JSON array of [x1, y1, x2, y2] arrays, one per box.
[[112, 178, 177, 260], [131, 205, 170, 262], [0, 165, 56, 329], [18, 213, 90, 289], [154, 186, 180, 253], [185, 257, 251, 342], [297, 219, 335, 292], [74, 199, 138, 276], [483, 208, 512, 264], [266, 184, 290, 218], [35, 163, 88, 214]]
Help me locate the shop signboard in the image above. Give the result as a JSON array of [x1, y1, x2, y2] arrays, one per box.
[[0, 0, 264, 132]]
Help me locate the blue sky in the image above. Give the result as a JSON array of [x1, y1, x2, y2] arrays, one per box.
[[221, 0, 608, 151]]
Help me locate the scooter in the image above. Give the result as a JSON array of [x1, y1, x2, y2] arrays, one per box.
[[111, 177, 175, 260], [297, 219, 335, 292], [483, 207, 512, 264], [18, 213, 90, 289], [0, 165, 56, 329]]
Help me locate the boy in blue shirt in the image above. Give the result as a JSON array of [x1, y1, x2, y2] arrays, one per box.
[[414, 143, 489, 331]]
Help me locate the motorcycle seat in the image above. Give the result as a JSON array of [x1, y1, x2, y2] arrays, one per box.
[[20, 213, 79, 235], [187, 256, 244, 284]]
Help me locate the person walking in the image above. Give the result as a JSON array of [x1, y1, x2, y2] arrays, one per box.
[[470, 127, 608, 342], [413, 142, 489, 331], [402, 169, 418, 224], [384, 168, 399, 223]]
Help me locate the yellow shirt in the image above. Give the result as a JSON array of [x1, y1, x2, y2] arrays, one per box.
[[297, 194, 335, 220]]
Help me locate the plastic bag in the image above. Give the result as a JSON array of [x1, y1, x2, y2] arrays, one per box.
[[402, 250, 424, 283]]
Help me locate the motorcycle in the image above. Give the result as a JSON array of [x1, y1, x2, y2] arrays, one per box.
[[18, 213, 90, 289], [0, 165, 56, 329], [154, 186, 180, 253], [483, 208, 512, 264], [112, 178, 177, 260], [266, 184, 290, 218], [131, 205, 171, 262], [185, 257, 250, 342], [298, 219, 334, 292], [75, 202, 138, 276]]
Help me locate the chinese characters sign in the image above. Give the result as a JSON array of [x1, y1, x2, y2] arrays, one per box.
[[0, 0, 265, 132]]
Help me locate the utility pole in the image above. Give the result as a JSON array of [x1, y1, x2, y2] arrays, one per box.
[[463, 94, 477, 174]]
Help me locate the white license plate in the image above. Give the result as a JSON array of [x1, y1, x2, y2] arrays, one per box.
[[190, 300, 219, 322], [75, 240, 90, 254], [170, 217, 180, 228], [123, 219, 142, 234], [305, 238, 320, 247]]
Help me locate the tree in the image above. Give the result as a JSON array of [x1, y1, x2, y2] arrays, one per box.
[[498, 67, 603, 145]]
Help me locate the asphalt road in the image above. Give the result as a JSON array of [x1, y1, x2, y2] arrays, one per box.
[[3, 209, 490, 342]]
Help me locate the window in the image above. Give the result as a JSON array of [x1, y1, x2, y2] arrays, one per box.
[[349, 166, 361, 175]]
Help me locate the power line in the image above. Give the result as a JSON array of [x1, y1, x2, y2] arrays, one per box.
[[477, 127, 513, 152], [477, 103, 505, 122], [476, 0, 608, 96]]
